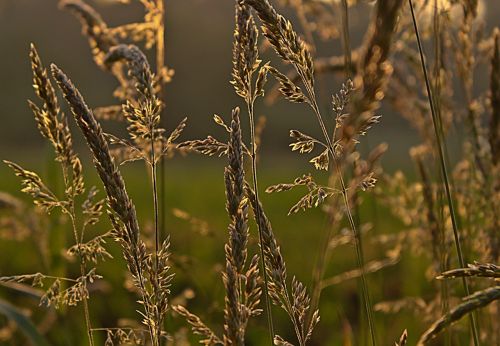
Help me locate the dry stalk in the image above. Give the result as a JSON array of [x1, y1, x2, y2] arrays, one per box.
[[407, 1, 480, 343]]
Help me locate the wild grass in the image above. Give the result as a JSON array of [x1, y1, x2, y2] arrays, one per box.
[[0, 0, 499, 345]]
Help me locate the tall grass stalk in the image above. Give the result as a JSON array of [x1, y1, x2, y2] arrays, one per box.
[[247, 101, 276, 345], [309, 96, 377, 346], [298, 19, 376, 344], [341, 0, 352, 79], [431, 2, 451, 345], [408, 1, 480, 345], [150, 124, 160, 287], [152, 0, 164, 283], [155, 0, 167, 244], [340, 2, 376, 345]]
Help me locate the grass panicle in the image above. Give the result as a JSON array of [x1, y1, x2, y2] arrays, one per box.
[[51, 64, 172, 346]]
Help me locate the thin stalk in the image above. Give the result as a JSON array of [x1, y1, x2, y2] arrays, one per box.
[[246, 100, 275, 345], [134, 253, 157, 346], [68, 213, 94, 346], [309, 0, 357, 327], [339, 4, 376, 344], [408, 2, 480, 345], [155, 0, 165, 80], [154, 3, 165, 341], [309, 213, 334, 321], [156, 0, 166, 244], [62, 157, 93, 346], [296, 63, 377, 344], [340, 0, 352, 79], [150, 126, 161, 345], [432, 3, 451, 345], [151, 131, 160, 274]]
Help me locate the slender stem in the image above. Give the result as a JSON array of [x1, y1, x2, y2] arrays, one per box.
[[37, 275, 78, 283], [432, 3, 451, 345], [156, 0, 165, 80], [68, 214, 94, 346], [151, 133, 160, 274], [339, 4, 376, 344], [308, 213, 333, 330], [296, 62, 377, 344], [150, 126, 161, 345], [134, 254, 157, 346], [408, 2, 480, 345], [154, 3, 165, 338], [340, 0, 352, 79], [314, 99, 376, 346], [156, 0, 166, 248], [246, 101, 275, 345]]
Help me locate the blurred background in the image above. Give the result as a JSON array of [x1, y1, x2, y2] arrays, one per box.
[[0, 0, 499, 345]]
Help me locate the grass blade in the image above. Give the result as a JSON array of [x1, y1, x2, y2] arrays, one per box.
[[407, 1, 480, 344]]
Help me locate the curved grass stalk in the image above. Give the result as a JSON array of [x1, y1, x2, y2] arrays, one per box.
[[407, 1, 480, 345]]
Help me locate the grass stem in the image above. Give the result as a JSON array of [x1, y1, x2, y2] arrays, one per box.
[[246, 101, 275, 345], [408, 2, 480, 345]]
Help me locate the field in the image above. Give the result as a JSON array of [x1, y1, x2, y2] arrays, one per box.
[[0, 0, 499, 345]]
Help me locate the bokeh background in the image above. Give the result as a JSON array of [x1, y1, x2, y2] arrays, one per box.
[[0, 0, 499, 345]]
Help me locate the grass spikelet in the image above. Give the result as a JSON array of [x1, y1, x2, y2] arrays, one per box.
[[176, 108, 262, 345], [246, 185, 319, 346], [29, 44, 84, 196], [172, 305, 223, 345], [243, 0, 314, 87], [268, 66, 307, 103], [231, 1, 275, 340], [177, 136, 229, 157], [223, 107, 250, 345], [50, 63, 161, 344], [59, 0, 117, 66], [437, 262, 500, 281], [3, 161, 61, 212], [51, 64, 140, 246], [104, 44, 156, 98], [418, 286, 500, 345], [225, 107, 248, 274], [231, 1, 259, 101]]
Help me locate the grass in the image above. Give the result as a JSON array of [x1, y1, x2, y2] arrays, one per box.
[[0, 0, 499, 345]]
